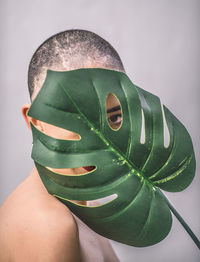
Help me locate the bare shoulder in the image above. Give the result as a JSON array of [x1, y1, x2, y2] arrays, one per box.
[[0, 175, 80, 262]]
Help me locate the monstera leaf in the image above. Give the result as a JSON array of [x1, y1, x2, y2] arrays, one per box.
[[28, 68, 198, 248]]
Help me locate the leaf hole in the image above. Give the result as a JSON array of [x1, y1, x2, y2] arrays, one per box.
[[46, 166, 96, 176], [106, 93, 122, 131], [140, 108, 146, 144], [161, 104, 170, 148], [68, 194, 118, 207], [31, 120, 81, 140], [87, 193, 118, 206]]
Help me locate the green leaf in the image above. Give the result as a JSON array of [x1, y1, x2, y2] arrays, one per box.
[[28, 68, 196, 247]]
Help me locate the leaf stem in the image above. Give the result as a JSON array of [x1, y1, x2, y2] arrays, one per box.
[[157, 189, 200, 249]]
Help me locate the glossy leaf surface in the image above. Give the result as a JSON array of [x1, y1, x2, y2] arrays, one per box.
[[28, 68, 196, 247]]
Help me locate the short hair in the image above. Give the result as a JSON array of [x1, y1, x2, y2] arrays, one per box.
[[28, 29, 125, 100]]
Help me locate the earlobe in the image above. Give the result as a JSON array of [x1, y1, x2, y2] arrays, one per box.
[[22, 103, 43, 131], [22, 104, 32, 129]]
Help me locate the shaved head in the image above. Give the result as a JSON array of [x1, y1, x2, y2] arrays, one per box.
[[28, 29, 125, 100]]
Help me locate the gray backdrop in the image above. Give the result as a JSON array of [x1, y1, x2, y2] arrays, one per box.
[[0, 0, 199, 261]]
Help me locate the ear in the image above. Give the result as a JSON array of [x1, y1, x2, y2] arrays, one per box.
[[21, 103, 43, 131]]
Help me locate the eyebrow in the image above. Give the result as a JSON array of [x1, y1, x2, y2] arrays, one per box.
[[106, 105, 121, 113]]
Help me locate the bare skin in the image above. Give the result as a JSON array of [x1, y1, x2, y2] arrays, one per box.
[[0, 80, 122, 261], [0, 167, 120, 262]]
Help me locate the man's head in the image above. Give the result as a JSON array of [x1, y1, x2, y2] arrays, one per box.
[[28, 29, 125, 100], [23, 29, 124, 175]]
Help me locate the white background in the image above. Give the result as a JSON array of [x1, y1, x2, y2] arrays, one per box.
[[0, 0, 199, 261]]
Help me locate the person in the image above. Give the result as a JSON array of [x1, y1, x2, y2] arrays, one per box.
[[0, 29, 125, 262]]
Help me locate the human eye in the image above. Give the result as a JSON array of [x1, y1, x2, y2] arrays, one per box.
[[108, 113, 122, 129], [106, 93, 122, 130]]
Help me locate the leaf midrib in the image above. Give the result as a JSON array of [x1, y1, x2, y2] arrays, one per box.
[[59, 82, 153, 186]]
